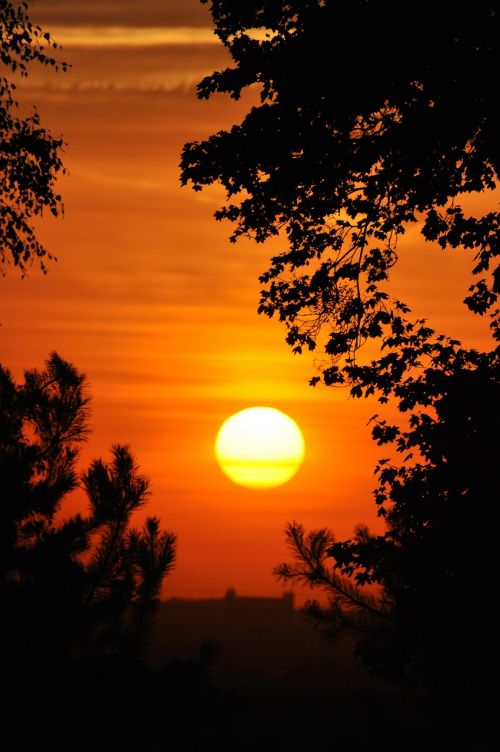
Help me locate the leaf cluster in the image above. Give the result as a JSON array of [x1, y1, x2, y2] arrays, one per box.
[[1, 0, 68, 273], [181, 1, 499, 376]]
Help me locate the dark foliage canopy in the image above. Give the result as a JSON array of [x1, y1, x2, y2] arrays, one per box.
[[0, 352, 176, 671], [181, 0, 499, 383], [0, 0, 67, 273], [275, 344, 500, 695]]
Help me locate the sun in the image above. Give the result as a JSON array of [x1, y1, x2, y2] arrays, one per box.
[[215, 407, 305, 489]]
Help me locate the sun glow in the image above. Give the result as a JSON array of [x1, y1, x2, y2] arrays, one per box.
[[215, 407, 305, 489]]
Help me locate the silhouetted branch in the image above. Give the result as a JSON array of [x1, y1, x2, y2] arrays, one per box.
[[275, 522, 393, 625]]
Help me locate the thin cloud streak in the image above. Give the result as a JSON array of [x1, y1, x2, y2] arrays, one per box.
[[52, 26, 219, 47], [31, 0, 212, 29], [15, 35, 230, 93]]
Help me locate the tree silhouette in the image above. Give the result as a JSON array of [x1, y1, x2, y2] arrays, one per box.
[[181, 2, 499, 745], [275, 345, 499, 692], [180, 1, 498, 389], [1, 0, 68, 273], [0, 352, 176, 674]]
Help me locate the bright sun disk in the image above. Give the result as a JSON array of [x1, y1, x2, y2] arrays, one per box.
[[215, 406, 305, 489]]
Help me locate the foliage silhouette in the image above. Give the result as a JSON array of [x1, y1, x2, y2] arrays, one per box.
[[274, 350, 499, 748], [181, 0, 498, 387], [181, 2, 499, 745], [0, 0, 68, 273], [276, 345, 499, 695], [0, 352, 176, 673]]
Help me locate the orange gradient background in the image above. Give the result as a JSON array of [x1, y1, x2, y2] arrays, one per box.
[[1, 0, 494, 602]]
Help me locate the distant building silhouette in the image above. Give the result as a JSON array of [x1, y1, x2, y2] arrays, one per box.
[[224, 587, 294, 611]]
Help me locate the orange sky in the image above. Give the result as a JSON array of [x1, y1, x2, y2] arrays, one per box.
[[1, 0, 495, 602]]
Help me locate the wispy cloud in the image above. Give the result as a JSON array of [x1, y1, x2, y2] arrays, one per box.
[[31, 0, 212, 29], [52, 26, 219, 48], [16, 37, 230, 93]]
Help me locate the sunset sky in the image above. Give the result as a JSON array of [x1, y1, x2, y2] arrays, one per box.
[[1, 0, 495, 601]]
